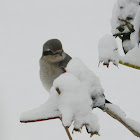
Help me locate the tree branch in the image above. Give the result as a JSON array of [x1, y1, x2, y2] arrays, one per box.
[[118, 18, 135, 33], [104, 103, 140, 138], [20, 116, 73, 140], [20, 117, 60, 123], [113, 32, 131, 38], [119, 61, 140, 70], [21, 66, 140, 139], [20, 102, 140, 138], [63, 125, 73, 140]]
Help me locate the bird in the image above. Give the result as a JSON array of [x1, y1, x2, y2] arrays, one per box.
[[39, 39, 111, 109], [40, 39, 72, 92], [21, 39, 137, 138]]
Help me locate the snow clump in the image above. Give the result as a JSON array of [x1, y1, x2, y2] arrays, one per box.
[[21, 58, 105, 135], [98, 34, 119, 67], [111, 0, 140, 53]]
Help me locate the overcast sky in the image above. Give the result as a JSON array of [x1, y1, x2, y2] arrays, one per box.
[[1, 0, 140, 140]]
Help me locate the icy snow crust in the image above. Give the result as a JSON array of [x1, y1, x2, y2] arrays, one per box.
[[21, 58, 105, 133]]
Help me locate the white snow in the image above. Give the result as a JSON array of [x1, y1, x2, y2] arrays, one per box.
[[125, 118, 140, 133], [131, 7, 140, 47], [104, 0, 140, 68], [98, 35, 119, 66], [122, 40, 134, 52], [120, 3, 138, 20], [98, 34, 140, 67], [111, 2, 121, 35], [105, 103, 140, 134], [73, 113, 100, 133], [66, 58, 105, 108], [117, 0, 127, 7], [105, 104, 126, 119], [20, 90, 60, 122], [120, 46, 140, 67], [21, 58, 105, 134], [111, 0, 139, 35], [53, 72, 93, 127]]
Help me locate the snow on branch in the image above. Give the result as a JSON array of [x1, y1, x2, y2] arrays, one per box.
[[104, 103, 140, 138], [119, 61, 140, 70], [98, 35, 119, 67], [98, 34, 140, 70], [20, 101, 61, 123], [20, 117, 60, 123], [20, 58, 140, 139], [98, 0, 140, 70], [21, 58, 105, 137]]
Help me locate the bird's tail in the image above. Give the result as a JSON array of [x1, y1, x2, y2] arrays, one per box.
[[105, 99, 111, 104]]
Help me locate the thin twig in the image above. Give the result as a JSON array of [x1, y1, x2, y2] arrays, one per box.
[[119, 61, 140, 70], [20, 117, 60, 123], [62, 124, 73, 140], [21, 118, 73, 140], [113, 32, 131, 37], [118, 18, 135, 32]]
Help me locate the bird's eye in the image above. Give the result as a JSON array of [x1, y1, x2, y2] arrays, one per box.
[[43, 50, 53, 56]]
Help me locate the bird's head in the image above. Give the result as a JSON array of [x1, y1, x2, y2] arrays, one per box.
[[42, 39, 66, 63]]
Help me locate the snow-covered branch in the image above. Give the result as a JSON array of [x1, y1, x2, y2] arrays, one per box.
[[119, 60, 140, 70], [20, 102, 140, 138], [104, 103, 140, 138], [98, 35, 140, 70], [98, 0, 140, 69], [20, 58, 140, 139], [20, 58, 103, 138], [20, 117, 60, 123]]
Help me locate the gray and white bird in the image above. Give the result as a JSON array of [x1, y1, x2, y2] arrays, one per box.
[[40, 39, 110, 109], [40, 39, 72, 92]]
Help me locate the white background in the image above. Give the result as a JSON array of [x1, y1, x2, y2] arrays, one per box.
[[1, 0, 140, 140]]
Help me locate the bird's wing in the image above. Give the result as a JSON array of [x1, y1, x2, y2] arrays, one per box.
[[59, 53, 72, 68]]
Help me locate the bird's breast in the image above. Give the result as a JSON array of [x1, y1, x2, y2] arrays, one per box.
[[40, 58, 63, 92]]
